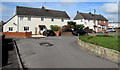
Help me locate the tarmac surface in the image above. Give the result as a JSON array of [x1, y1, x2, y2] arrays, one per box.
[[15, 36, 118, 68]]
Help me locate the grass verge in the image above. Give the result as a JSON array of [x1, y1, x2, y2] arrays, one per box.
[[79, 35, 120, 51]]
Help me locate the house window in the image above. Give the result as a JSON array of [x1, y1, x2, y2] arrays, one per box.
[[81, 19, 83, 22], [28, 17, 31, 21], [99, 21, 101, 23], [24, 27, 29, 31], [88, 20, 90, 22], [61, 19, 64, 22], [98, 27, 101, 29], [9, 27, 13, 31], [41, 17, 44, 21], [20, 16, 24, 20], [104, 21, 106, 23], [51, 18, 54, 21]]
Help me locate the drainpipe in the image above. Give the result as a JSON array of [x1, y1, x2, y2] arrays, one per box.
[[17, 16, 19, 32], [1, 21, 3, 32]]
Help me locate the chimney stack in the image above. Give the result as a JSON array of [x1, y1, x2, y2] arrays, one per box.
[[89, 12, 92, 14], [42, 6, 45, 9]]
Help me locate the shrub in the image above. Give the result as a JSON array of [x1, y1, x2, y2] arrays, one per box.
[[67, 21, 76, 26], [50, 25, 59, 31], [74, 25, 84, 30]]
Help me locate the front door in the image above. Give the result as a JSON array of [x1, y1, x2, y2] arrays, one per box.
[[39, 25, 46, 35]]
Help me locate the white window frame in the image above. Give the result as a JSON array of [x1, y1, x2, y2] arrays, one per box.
[[99, 21, 101, 23], [61, 19, 64, 22], [20, 16, 24, 20], [81, 19, 83, 22], [28, 17, 31, 21], [9, 27, 13, 31], [51, 18, 54, 22], [24, 26, 29, 31], [41, 17, 44, 21], [104, 21, 106, 23]]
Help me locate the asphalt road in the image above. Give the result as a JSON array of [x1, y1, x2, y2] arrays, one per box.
[[16, 36, 118, 68]]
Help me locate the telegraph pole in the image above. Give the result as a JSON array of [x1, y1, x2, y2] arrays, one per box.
[[93, 9, 96, 33]]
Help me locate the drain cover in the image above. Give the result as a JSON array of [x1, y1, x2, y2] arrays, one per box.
[[39, 42, 53, 47]]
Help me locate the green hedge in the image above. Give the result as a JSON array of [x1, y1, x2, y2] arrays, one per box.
[[50, 25, 59, 31]]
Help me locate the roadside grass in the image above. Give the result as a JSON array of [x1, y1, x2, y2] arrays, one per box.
[[79, 35, 120, 51]]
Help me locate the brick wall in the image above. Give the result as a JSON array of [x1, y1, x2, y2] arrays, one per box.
[[0, 32, 32, 38], [62, 32, 72, 35], [98, 21, 108, 27], [97, 21, 108, 32]]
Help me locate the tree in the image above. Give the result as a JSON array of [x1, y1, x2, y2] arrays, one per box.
[[67, 21, 85, 30], [74, 25, 84, 30], [67, 21, 76, 29], [50, 25, 59, 31], [67, 21, 76, 26]]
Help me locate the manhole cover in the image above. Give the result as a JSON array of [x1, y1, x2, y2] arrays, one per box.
[[39, 42, 54, 47]]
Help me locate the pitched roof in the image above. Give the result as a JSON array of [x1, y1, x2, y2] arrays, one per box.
[[16, 6, 70, 19], [74, 11, 108, 21]]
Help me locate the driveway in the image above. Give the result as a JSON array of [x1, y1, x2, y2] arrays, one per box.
[[15, 36, 118, 68]]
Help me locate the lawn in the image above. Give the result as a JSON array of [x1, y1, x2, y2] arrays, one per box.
[[79, 35, 120, 51]]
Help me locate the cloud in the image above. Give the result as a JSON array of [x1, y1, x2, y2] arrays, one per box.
[[59, 2, 75, 6], [100, 3, 118, 14], [1, 0, 119, 2], [100, 3, 119, 22], [106, 14, 118, 22]]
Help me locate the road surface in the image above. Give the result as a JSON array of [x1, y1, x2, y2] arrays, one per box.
[[15, 36, 118, 68]]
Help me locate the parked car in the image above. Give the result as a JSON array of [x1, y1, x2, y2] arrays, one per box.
[[72, 30, 88, 36], [105, 28, 116, 32], [43, 30, 56, 36]]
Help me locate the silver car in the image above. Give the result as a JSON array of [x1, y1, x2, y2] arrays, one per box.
[[105, 28, 116, 32]]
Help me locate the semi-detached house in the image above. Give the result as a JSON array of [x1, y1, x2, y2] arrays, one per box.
[[74, 11, 108, 32], [3, 6, 70, 34]]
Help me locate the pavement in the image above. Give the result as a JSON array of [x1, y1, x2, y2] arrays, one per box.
[[2, 38, 20, 70], [31, 35, 46, 37], [15, 36, 118, 68]]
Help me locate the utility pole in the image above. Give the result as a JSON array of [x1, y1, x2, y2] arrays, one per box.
[[1, 21, 3, 32], [93, 9, 96, 33]]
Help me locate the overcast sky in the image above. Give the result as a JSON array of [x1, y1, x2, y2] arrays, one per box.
[[0, 1, 119, 22]]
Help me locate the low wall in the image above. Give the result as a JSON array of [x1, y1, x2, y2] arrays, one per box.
[[115, 29, 120, 32], [77, 38, 120, 63], [62, 32, 72, 35], [0, 32, 32, 38]]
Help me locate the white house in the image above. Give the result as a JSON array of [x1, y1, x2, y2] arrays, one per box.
[[74, 11, 108, 32], [3, 6, 70, 34]]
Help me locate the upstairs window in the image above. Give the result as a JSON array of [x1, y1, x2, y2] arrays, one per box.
[[81, 19, 83, 22], [61, 19, 64, 22], [41, 17, 44, 21], [20, 16, 24, 20], [51, 18, 54, 22], [24, 27, 29, 31], [104, 21, 106, 23], [9, 27, 13, 31], [28, 17, 31, 21], [99, 21, 101, 23]]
